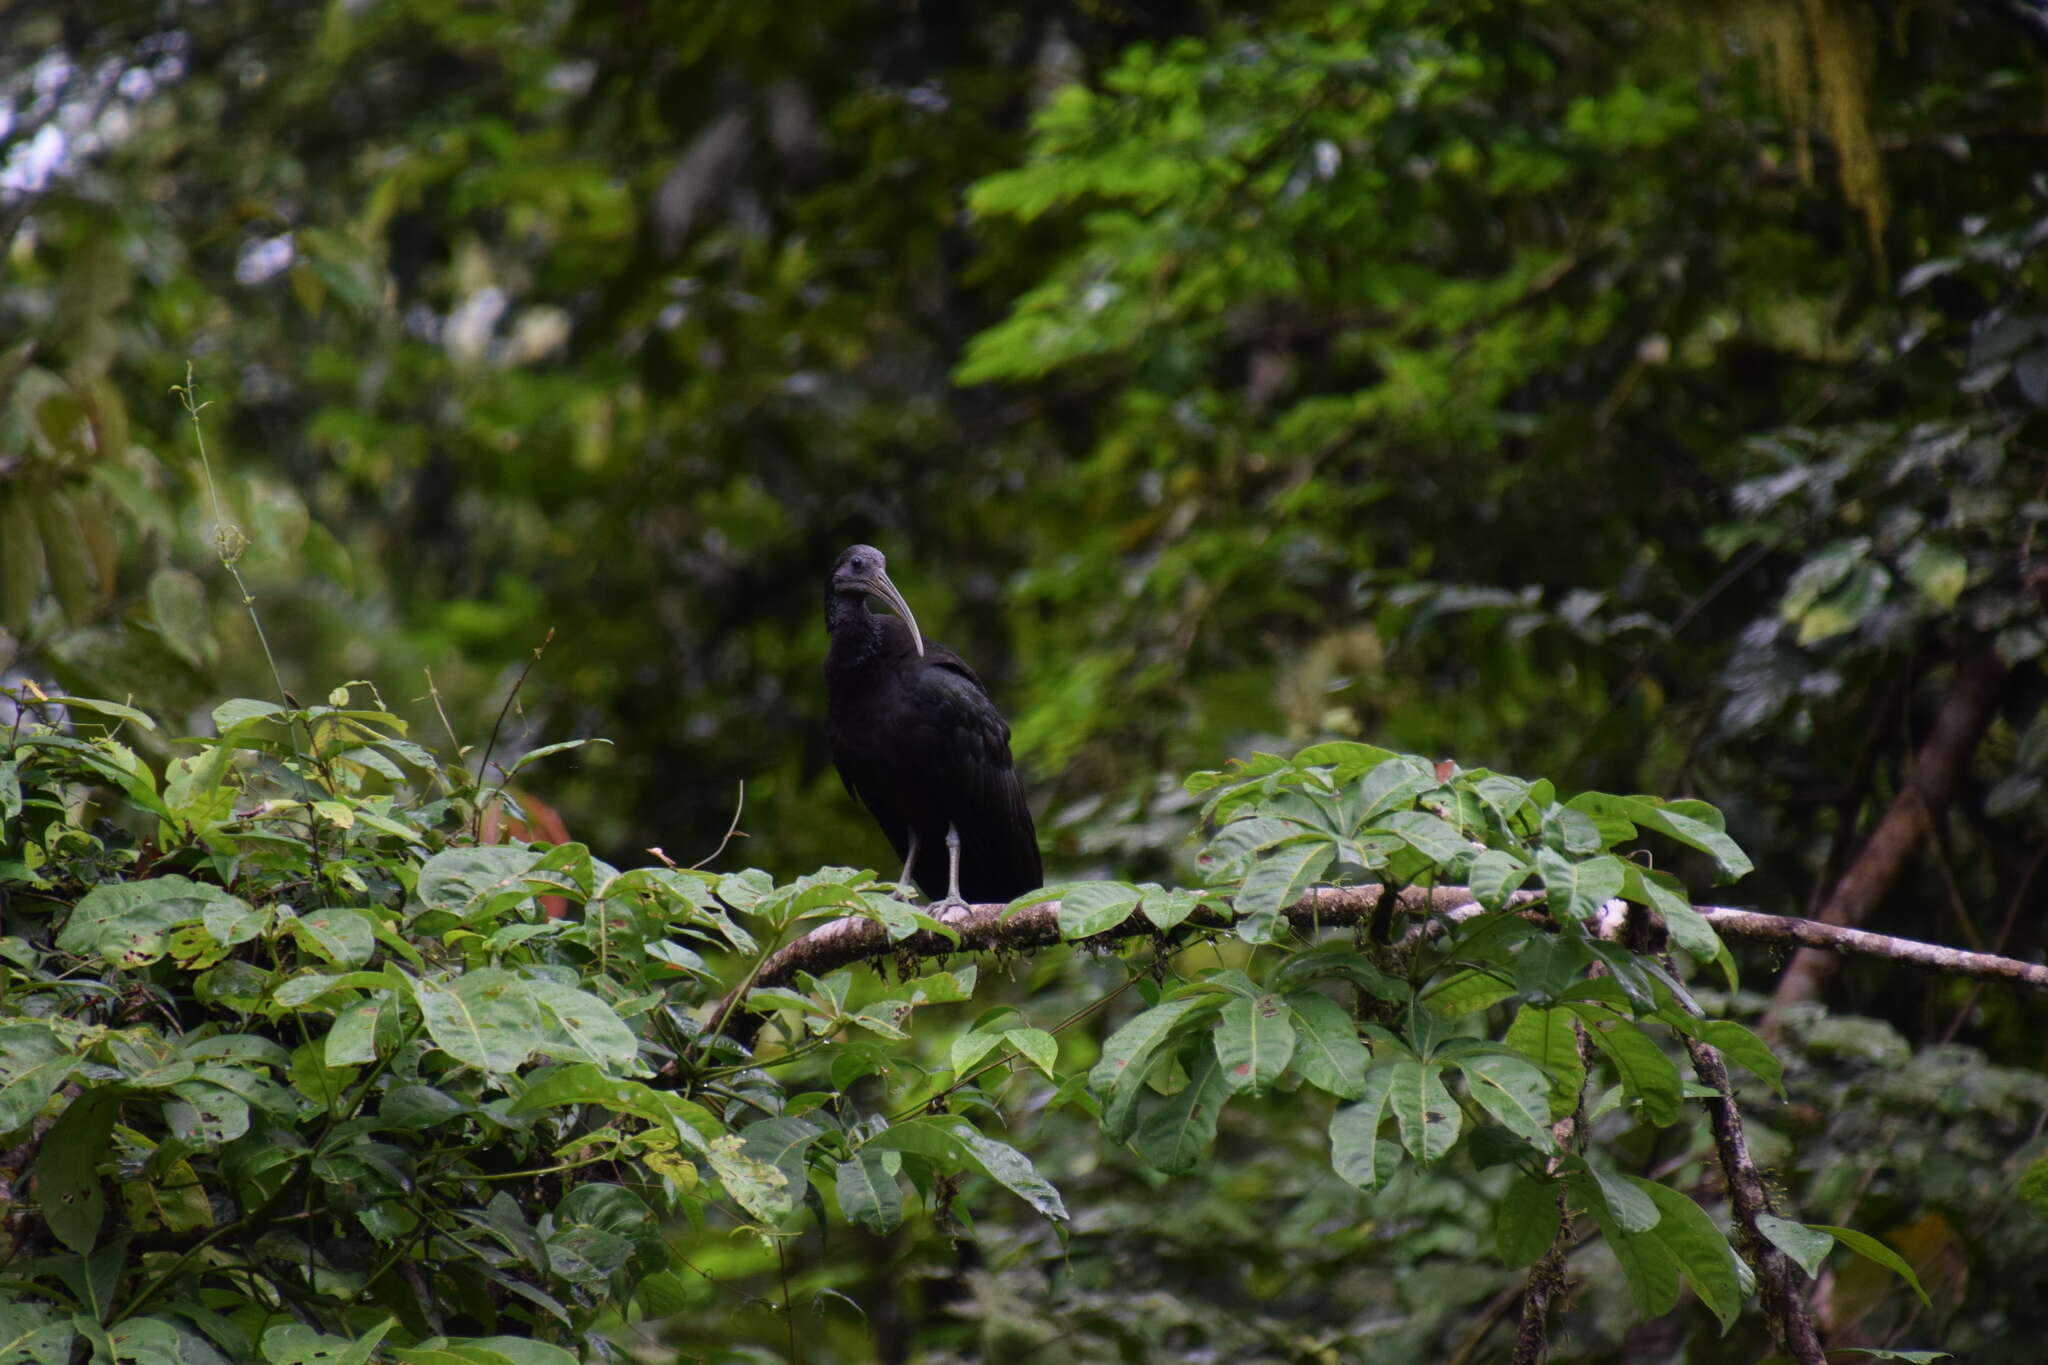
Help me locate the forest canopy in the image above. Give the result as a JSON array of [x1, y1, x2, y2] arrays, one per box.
[[3, 0, 2048, 1361]]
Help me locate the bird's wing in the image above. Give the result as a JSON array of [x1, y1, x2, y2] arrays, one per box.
[[911, 649, 1041, 899], [829, 732, 912, 863]]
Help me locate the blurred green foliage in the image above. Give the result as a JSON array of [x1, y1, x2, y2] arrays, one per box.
[[5, 0, 2048, 1356]]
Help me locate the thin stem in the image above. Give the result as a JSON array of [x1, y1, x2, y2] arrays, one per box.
[[173, 363, 288, 708], [776, 1239, 799, 1365], [689, 780, 749, 869], [421, 667, 466, 764], [471, 628, 555, 842]]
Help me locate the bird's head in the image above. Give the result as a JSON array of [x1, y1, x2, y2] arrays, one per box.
[[830, 544, 924, 657]]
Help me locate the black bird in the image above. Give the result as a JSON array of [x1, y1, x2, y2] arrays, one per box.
[[824, 545, 1042, 911]]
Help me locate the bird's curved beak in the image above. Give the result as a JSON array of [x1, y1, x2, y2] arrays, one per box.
[[869, 570, 925, 657]]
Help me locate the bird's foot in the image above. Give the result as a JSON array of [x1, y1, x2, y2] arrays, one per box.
[[927, 894, 974, 925]]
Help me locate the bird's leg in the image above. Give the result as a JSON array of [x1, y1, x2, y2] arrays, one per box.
[[930, 823, 971, 923], [894, 831, 920, 901]]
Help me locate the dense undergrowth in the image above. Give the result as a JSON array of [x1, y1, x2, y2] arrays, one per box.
[[0, 677, 1956, 1362]]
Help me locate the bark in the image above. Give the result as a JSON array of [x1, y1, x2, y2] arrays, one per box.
[[1687, 1037, 1825, 1363]]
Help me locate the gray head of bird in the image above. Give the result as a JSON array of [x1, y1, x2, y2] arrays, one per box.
[[831, 544, 925, 657]]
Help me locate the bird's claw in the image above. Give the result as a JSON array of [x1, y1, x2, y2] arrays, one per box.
[[928, 895, 973, 925]]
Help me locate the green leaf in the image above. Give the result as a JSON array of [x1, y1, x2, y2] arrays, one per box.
[[1634, 1178, 1743, 1333], [105, 1316, 233, 1365], [1901, 540, 1968, 608], [1456, 1052, 1555, 1147], [1617, 796, 1754, 883], [1233, 838, 1334, 942], [1468, 848, 1533, 909], [0, 1024, 84, 1134], [956, 1127, 1067, 1221], [1284, 992, 1368, 1099], [1387, 1060, 1460, 1164], [528, 980, 644, 1073], [40, 696, 157, 731], [504, 738, 613, 777], [263, 1320, 396, 1365], [1138, 884, 1203, 929], [1798, 560, 1892, 645], [1504, 1006, 1585, 1119], [201, 895, 266, 948], [1533, 848, 1625, 921], [1213, 993, 1295, 1093], [1619, 862, 1722, 959], [1090, 995, 1217, 1138], [1497, 1172, 1561, 1267], [1328, 1067, 1397, 1192], [741, 1115, 823, 1202], [1056, 881, 1143, 938], [147, 569, 212, 669], [1577, 1013, 1683, 1126], [0, 1303, 74, 1365], [1510, 935, 1593, 1002], [2019, 1155, 2048, 1221], [1756, 1213, 1832, 1278], [949, 1029, 1008, 1077], [706, 1134, 794, 1224], [1540, 803, 1604, 854], [58, 877, 248, 967], [414, 847, 544, 916], [1375, 809, 1470, 865], [1807, 1222, 1934, 1308], [394, 1337, 576, 1365], [863, 1117, 968, 1165], [294, 907, 377, 967], [1132, 1047, 1231, 1174], [1421, 968, 1517, 1018], [1583, 1163, 1661, 1234], [412, 970, 544, 1074], [834, 1151, 903, 1233], [324, 999, 387, 1066], [1779, 537, 1868, 619], [1003, 1027, 1058, 1078], [212, 698, 285, 732], [1698, 1018, 1785, 1096], [164, 1080, 251, 1145], [30, 1086, 120, 1253], [1585, 1185, 1682, 1318]]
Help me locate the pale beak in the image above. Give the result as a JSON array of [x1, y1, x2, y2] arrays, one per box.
[[870, 570, 925, 657]]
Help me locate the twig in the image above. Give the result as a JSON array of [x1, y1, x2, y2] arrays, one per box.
[[776, 1239, 799, 1365], [420, 667, 465, 758], [469, 628, 555, 842], [690, 781, 749, 869], [173, 365, 289, 710]]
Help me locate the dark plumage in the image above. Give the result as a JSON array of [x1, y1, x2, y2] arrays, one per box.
[[824, 545, 1041, 908]]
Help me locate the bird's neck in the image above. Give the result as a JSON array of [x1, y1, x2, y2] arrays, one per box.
[[825, 593, 887, 668]]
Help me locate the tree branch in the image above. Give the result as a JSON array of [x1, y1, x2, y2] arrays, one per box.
[[705, 882, 2048, 1050], [1685, 1036, 1824, 1363]]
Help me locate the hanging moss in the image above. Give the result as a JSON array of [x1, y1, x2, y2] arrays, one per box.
[[1729, 0, 1889, 274]]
